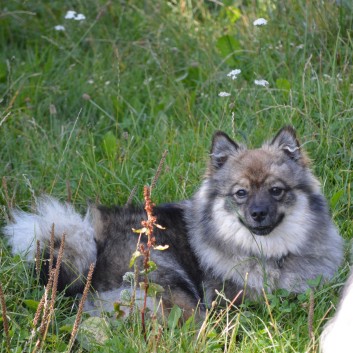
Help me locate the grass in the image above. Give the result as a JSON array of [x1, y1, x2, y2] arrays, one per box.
[[0, 0, 352, 351]]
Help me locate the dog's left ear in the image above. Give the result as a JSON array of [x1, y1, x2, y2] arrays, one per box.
[[270, 126, 302, 161]]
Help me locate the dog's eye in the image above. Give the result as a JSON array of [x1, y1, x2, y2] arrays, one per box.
[[269, 187, 284, 197], [235, 189, 248, 198]]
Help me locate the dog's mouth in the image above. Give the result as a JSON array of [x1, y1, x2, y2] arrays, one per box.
[[240, 214, 284, 236], [247, 225, 276, 236]]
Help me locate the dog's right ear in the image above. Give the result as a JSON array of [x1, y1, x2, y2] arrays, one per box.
[[210, 131, 241, 170]]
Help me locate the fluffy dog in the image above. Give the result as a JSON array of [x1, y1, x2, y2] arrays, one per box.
[[3, 126, 344, 316], [320, 267, 353, 353]]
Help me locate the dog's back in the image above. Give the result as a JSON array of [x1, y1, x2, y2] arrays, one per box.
[[3, 197, 204, 314]]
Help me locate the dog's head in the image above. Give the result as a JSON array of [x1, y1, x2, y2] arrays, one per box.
[[207, 126, 320, 237]]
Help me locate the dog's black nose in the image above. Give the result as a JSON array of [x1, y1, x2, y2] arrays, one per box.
[[250, 205, 268, 222]]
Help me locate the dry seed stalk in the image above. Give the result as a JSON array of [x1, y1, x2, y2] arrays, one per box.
[[2, 176, 13, 210], [125, 185, 137, 207], [150, 149, 168, 192], [0, 281, 10, 352], [49, 234, 66, 312], [33, 271, 53, 353], [308, 288, 315, 340], [32, 292, 46, 330], [38, 269, 55, 339], [66, 180, 72, 203], [67, 263, 95, 353], [48, 224, 55, 274], [33, 233, 65, 352], [35, 240, 41, 279]]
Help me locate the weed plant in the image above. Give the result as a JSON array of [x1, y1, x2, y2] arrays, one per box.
[[1, 0, 352, 352]]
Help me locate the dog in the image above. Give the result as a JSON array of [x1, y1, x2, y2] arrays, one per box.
[[320, 266, 353, 353], [3, 126, 344, 317]]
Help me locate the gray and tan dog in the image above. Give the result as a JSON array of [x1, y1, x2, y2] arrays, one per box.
[[3, 127, 344, 316]]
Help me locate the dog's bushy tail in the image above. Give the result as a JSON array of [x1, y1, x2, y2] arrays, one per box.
[[3, 196, 97, 295]]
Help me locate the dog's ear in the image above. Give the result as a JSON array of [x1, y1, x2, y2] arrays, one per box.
[[210, 131, 241, 169], [270, 126, 302, 161]]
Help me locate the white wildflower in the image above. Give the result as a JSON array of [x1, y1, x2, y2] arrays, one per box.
[[54, 25, 65, 31], [65, 10, 77, 19], [254, 79, 269, 87], [65, 10, 86, 21], [87, 79, 94, 84], [227, 69, 241, 80], [296, 44, 304, 49], [74, 13, 86, 21], [143, 77, 153, 85], [218, 91, 231, 97], [253, 18, 268, 26]]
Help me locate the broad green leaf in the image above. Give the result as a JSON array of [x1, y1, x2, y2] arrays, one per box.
[[139, 282, 164, 297], [225, 6, 241, 23], [113, 302, 126, 319], [102, 131, 117, 160], [129, 250, 141, 268], [275, 78, 291, 91], [59, 324, 73, 333], [167, 305, 182, 330], [23, 299, 40, 311], [330, 189, 344, 209], [140, 260, 157, 275], [307, 275, 323, 288], [216, 35, 241, 65], [140, 261, 157, 275], [147, 260, 157, 272], [148, 282, 164, 296]]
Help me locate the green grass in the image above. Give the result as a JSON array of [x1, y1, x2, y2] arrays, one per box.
[[1, 0, 352, 351]]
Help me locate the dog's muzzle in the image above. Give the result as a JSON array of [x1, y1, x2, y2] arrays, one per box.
[[240, 214, 285, 236]]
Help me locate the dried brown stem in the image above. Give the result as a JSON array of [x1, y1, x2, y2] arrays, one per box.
[[34, 270, 54, 353], [308, 288, 315, 340], [49, 234, 65, 312], [125, 185, 137, 207], [66, 180, 72, 203], [67, 263, 95, 353], [48, 224, 55, 275], [151, 149, 168, 192], [0, 281, 10, 352], [35, 240, 41, 279], [33, 233, 65, 352], [2, 176, 12, 210], [32, 293, 46, 329], [38, 270, 54, 338]]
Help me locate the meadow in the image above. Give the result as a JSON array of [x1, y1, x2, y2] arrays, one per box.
[[0, 0, 352, 351]]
